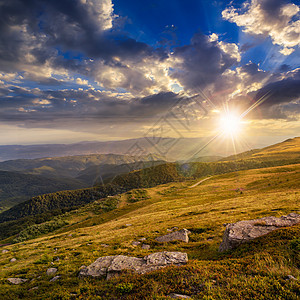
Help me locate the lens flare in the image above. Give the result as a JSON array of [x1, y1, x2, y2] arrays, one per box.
[[219, 112, 242, 136]]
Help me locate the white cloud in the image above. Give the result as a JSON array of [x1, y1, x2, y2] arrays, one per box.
[[222, 0, 300, 55], [79, 0, 116, 31]]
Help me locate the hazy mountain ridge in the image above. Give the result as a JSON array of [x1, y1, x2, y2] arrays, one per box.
[[0, 153, 162, 178], [0, 136, 264, 161]]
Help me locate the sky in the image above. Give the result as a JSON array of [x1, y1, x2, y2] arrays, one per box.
[[0, 0, 299, 148]]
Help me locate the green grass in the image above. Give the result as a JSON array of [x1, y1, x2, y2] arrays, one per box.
[[0, 163, 299, 299]]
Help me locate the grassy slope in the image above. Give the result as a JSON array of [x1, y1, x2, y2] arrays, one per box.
[[0, 163, 299, 299], [222, 137, 300, 161]]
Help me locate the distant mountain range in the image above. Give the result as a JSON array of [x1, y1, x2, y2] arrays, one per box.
[[0, 153, 162, 179], [0, 137, 259, 161]]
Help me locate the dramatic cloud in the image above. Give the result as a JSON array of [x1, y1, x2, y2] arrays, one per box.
[[170, 33, 240, 93], [0, 0, 299, 144], [222, 0, 300, 55]]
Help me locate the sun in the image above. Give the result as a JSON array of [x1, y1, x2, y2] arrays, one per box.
[[219, 112, 243, 136]]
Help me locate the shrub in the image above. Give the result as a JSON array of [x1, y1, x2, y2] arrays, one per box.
[[116, 283, 134, 295]]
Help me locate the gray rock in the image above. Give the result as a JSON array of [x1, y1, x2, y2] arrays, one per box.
[[168, 293, 191, 299], [7, 278, 28, 285], [155, 229, 190, 243], [101, 244, 109, 247], [139, 237, 146, 241], [167, 226, 179, 232], [29, 286, 38, 291], [50, 275, 60, 282], [125, 224, 132, 227], [219, 213, 300, 251], [79, 256, 115, 277], [10, 258, 17, 262], [132, 241, 141, 246], [2, 249, 9, 254], [286, 275, 297, 281], [46, 267, 58, 275], [141, 244, 150, 250], [79, 251, 188, 279]]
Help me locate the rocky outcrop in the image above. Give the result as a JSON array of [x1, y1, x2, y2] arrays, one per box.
[[155, 229, 190, 243], [46, 267, 58, 275], [219, 213, 300, 251], [79, 251, 188, 279], [7, 278, 28, 285]]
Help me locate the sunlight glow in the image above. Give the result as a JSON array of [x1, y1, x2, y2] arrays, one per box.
[[219, 112, 242, 136]]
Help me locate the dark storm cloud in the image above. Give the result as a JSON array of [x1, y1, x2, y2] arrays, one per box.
[[170, 33, 239, 91], [254, 69, 300, 107]]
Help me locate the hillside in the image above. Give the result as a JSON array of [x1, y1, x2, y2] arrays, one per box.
[[221, 137, 300, 161], [0, 171, 84, 213], [1, 137, 299, 231], [0, 163, 183, 238], [0, 162, 299, 299], [76, 160, 166, 185]]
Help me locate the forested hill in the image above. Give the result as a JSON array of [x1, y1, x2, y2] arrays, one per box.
[[0, 170, 84, 213]]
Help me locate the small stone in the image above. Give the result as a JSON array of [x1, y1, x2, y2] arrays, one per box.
[[286, 275, 297, 281], [141, 244, 150, 250], [46, 268, 57, 276], [101, 244, 109, 247], [132, 241, 141, 246], [51, 262, 54, 265], [79, 265, 86, 270], [168, 293, 191, 299], [125, 224, 132, 227], [29, 286, 38, 291], [10, 258, 17, 262], [68, 234, 73, 237], [50, 275, 60, 282], [207, 237, 214, 241], [2, 249, 9, 254], [87, 243, 91, 246], [139, 237, 146, 241], [7, 278, 28, 285], [54, 257, 60, 262]]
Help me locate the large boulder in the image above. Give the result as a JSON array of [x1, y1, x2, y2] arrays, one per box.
[[79, 251, 188, 279], [155, 229, 190, 243], [219, 213, 300, 251]]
